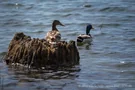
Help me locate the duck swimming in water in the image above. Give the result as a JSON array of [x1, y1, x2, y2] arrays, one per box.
[[45, 20, 64, 44], [77, 24, 94, 45]]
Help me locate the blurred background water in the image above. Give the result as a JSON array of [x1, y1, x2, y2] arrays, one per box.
[[0, 0, 135, 90]]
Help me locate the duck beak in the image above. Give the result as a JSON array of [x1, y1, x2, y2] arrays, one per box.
[[59, 22, 64, 26], [60, 23, 64, 26], [92, 27, 94, 29]]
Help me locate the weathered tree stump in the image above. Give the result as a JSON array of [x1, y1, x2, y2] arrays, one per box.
[[4, 32, 80, 69]]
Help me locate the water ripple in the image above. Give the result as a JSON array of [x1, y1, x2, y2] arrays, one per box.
[[0, 0, 135, 90], [115, 61, 135, 68], [99, 6, 127, 12], [0, 2, 24, 8]]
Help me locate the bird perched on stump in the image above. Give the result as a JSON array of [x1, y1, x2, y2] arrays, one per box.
[[45, 20, 64, 45]]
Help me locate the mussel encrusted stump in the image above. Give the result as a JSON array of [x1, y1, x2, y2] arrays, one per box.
[[4, 32, 80, 69]]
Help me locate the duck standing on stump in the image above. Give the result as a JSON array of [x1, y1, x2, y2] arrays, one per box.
[[77, 24, 94, 45], [45, 20, 64, 44]]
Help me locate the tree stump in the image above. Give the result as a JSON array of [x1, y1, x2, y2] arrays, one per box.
[[4, 32, 80, 69]]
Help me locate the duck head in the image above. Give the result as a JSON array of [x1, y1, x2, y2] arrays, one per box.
[[52, 20, 64, 30], [86, 24, 94, 35], [53, 20, 64, 26]]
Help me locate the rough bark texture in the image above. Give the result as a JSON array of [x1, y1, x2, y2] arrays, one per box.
[[4, 32, 80, 69]]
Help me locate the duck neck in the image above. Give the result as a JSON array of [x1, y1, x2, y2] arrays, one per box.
[[52, 23, 58, 31], [86, 28, 90, 35]]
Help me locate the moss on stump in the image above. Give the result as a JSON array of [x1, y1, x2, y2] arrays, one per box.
[[4, 32, 80, 69]]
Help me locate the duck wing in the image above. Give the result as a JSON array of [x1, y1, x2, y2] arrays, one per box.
[[78, 34, 91, 39], [77, 34, 92, 43], [45, 31, 61, 42]]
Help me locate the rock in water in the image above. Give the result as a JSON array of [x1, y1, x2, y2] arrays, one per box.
[[4, 32, 80, 69]]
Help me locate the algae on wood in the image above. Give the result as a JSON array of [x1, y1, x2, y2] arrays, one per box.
[[4, 32, 80, 69]]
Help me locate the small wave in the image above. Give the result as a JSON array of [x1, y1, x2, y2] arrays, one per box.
[[1, 2, 24, 7], [25, 5, 34, 10], [100, 7, 126, 12], [23, 30, 45, 34], [103, 51, 119, 56], [7, 63, 80, 80], [101, 23, 121, 27], [2, 19, 32, 27], [2, 19, 19, 25], [63, 14, 72, 17], [89, 52, 101, 55], [35, 31, 44, 33], [67, 32, 78, 36], [115, 62, 135, 68], [125, 70, 135, 75], [94, 31, 107, 36], [84, 4, 92, 8], [33, 23, 45, 27], [130, 38, 135, 41]]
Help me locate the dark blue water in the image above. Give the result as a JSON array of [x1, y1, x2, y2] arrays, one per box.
[[0, 0, 135, 90]]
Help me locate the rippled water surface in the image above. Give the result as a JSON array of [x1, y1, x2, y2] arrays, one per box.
[[0, 0, 135, 90]]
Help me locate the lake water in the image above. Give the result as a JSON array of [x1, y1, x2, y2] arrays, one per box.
[[0, 0, 135, 90]]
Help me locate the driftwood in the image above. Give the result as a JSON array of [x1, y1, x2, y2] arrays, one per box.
[[4, 32, 80, 69]]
